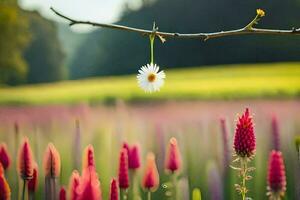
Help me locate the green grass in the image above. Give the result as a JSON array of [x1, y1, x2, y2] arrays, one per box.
[[0, 62, 300, 105]]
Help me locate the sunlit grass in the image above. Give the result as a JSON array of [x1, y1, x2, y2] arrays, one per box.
[[0, 62, 299, 105]]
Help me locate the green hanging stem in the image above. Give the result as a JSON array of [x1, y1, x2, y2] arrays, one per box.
[[149, 34, 155, 64]]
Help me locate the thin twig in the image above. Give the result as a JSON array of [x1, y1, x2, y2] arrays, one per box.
[[50, 7, 300, 41]]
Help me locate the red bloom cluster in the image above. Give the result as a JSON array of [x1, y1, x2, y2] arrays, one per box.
[[165, 137, 181, 172], [142, 153, 159, 191], [109, 178, 119, 200], [118, 148, 129, 189], [82, 145, 95, 170], [77, 167, 102, 200], [123, 142, 141, 170], [59, 187, 67, 200], [267, 150, 286, 197], [69, 170, 80, 200], [43, 143, 61, 178], [18, 138, 34, 179], [0, 143, 11, 170], [233, 108, 256, 158]]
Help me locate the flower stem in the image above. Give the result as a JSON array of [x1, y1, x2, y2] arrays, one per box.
[[240, 158, 247, 200], [21, 179, 26, 200], [171, 173, 178, 200], [149, 34, 155, 64], [147, 191, 151, 200]]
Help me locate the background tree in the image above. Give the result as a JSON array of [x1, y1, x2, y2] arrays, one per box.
[[0, 1, 30, 85]]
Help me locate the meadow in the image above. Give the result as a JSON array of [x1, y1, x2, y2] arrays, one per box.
[[0, 62, 299, 105], [0, 62, 299, 200]]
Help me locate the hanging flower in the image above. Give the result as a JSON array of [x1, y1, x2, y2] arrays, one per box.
[[165, 137, 181, 173], [118, 148, 129, 189], [69, 170, 80, 200], [0, 143, 11, 170], [137, 63, 166, 93], [28, 163, 38, 193], [267, 150, 286, 199], [142, 152, 159, 191], [0, 175, 11, 200], [18, 138, 34, 180], [43, 143, 61, 178], [109, 178, 119, 200], [233, 108, 256, 158]]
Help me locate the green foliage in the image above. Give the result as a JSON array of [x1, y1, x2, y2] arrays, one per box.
[[24, 11, 66, 83], [0, 62, 299, 105], [0, 2, 30, 85]]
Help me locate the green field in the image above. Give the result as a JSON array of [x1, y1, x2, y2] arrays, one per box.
[[0, 62, 299, 105]]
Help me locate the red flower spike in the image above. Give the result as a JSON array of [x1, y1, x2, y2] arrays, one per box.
[[43, 143, 61, 178], [77, 167, 102, 200], [267, 150, 286, 197], [109, 178, 119, 200], [233, 108, 256, 158], [0, 143, 11, 170], [142, 152, 159, 191], [118, 148, 129, 189], [82, 145, 95, 170], [59, 187, 67, 200], [165, 137, 181, 172], [28, 163, 38, 192], [0, 175, 11, 200], [69, 170, 80, 200], [18, 138, 34, 179], [129, 144, 141, 170]]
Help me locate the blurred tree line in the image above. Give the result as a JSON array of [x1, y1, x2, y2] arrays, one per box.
[[0, 0, 65, 85], [70, 0, 300, 79]]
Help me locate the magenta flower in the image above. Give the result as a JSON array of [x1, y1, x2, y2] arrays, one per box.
[[233, 108, 256, 158], [109, 178, 119, 200], [165, 137, 181, 173], [267, 150, 286, 198], [123, 142, 141, 170], [118, 148, 129, 189], [0, 143, 11, 170]]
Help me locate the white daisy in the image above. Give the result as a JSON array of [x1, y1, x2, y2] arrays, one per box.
[[137, 63, 166, 93]]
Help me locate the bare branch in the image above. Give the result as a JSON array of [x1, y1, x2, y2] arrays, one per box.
[[50, 7, 300, 41]]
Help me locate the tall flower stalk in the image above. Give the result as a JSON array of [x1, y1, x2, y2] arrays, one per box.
[[18, 138, 34, 200], [43, 143, 61, 200], [232, 108, 256, 200]]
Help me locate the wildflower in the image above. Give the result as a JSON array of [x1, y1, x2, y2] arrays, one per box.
[[82, 145, 95, 170], [118, 148, 129, 189], [18, 138, 34, 179], [43, 143, 61, 178], [165, 137, 181, 173], [123, 142, 141, 170], [59, 187, 67, 200], [233, 108, 256, 158], [69, 170, 80, 200], [271, 116, 280, 151], [142, 152, 159, 191], [0, 143, 11, 170], [77, 166, 102, 200], [0, 175, 11, 200], [256, 9, 265, 17], [110, 178, 119, 200], [267, 150, 286, 199], [137, 63, 166, 93], [28, 163, 38, 193]]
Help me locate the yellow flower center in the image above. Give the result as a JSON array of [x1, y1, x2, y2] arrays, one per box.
[[147, 73, 156, 82]]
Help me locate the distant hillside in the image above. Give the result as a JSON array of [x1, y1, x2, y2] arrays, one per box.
[[57, 23, 87, 70]]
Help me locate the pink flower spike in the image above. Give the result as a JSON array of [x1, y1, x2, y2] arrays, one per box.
[[233, 108, 256, 158], [110, 178, 119, 200], [18, 138, 34, 180], [129, 144, 141, 170], [165, 137, 181, 173], [77, 167, 102, 200], [69, 170, 80, 200], [142, 152, 159, 191], [59, 187, 67, 200], [118, 148, 129, 189], [0, 143, 11, 170], [82, 145, 96, 170], [267, 150, 286, 198]]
